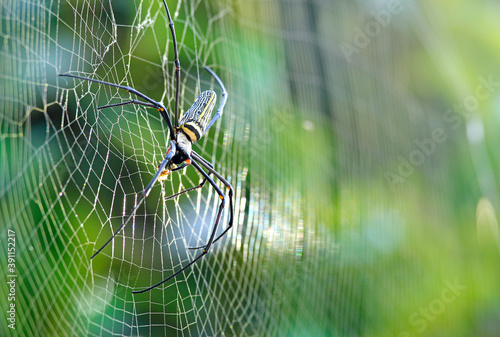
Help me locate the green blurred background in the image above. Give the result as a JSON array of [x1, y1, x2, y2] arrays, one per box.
[[1, 0, 500, 336]]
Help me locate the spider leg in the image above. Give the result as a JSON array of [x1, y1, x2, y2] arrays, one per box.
[[165, 178, 208, 201], [98, 99, 156, 110], [202, 66, 228, 135], [191, 150, 213, 168], [90, 140, 176, 260], [187, 151, 233, 250], [132, 249, 206, 294], [132, 158, 225, 293], [171, 162, 189, 172], [59, 73, 176, 138], [164, 156, 214, 201], [162, 0, 180, 129]]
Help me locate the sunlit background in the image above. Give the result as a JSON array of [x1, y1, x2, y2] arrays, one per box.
[[1, 0, 500, 336]]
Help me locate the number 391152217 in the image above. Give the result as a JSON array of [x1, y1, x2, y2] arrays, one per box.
[[7, 230, 15, 273]]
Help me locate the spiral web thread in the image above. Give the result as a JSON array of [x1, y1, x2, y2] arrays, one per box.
[[0, 0, 339, 336]]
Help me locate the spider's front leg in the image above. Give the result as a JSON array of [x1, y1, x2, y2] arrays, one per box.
[[58, 73, 176, 138]]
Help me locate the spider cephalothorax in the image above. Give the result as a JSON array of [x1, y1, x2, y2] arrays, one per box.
[[159, 131, 193, 180], [59, 0, 233, 294]]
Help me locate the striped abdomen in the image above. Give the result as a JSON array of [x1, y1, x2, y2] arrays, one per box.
[[178, 90, 216, 142]]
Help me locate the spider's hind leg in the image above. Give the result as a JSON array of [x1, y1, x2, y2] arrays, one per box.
[[164, 158, 213, 201], [132, 158, 223, 294], [187, 152, 234, 250]]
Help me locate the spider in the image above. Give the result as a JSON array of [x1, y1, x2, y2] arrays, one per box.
[[59, 0, 233, 293]]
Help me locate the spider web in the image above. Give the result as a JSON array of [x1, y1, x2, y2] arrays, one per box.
[[0, 0, 339, 336], [5, 0, 492, 336]]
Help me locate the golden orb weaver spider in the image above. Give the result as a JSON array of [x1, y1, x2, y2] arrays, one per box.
[[59, 0, 233, 293]]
